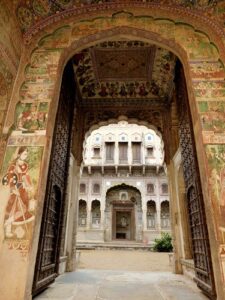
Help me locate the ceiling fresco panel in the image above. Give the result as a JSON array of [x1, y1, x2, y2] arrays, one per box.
[[72, 40, 176, 101], [90, 46, 155, 81]]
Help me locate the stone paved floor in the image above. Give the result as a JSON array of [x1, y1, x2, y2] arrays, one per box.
[[34, 250, 207, 300], [34, 269, 208, 300]]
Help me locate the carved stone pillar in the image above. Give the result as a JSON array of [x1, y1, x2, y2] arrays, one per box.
[[87, 206, 92, 229], [66, 156, 80, 272], [100, 209, 105, 230], [156, 203, 161, 231], [128, 140, 132, 165]]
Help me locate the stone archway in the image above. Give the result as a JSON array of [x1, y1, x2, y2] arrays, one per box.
[[0, 5, 225, 299]]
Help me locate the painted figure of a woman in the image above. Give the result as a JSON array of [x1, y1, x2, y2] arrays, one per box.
[[2, 146, 34, 238]]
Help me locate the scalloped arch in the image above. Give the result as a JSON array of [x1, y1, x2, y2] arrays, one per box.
[[82, 115, 164, 163], [106, 183, 142, 196]]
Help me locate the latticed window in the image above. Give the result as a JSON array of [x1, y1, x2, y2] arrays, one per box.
[[80, 183, 86, 194], [162, 183, 168, 194], [147, 183, 154, 194], [132, 142, 141, 163], [119, 142, 128, 163], [91, 200, 101, 227], [105, 142, 115, 162], [93, 183, 100, 194], [147, 200, 156, 229], [161, 201, 170, 228], [78, 200, 87, 227]]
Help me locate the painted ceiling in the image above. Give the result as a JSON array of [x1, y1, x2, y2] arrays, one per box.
[[72, 41, 176, 101], [7, 0, 225, 34]]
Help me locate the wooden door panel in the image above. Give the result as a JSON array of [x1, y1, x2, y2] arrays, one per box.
[[176, 62, 216, 299], [32, 62, 75, 296]]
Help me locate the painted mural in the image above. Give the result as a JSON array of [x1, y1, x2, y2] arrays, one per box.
[[206, 145, 225, 236], [198, 101, 225, 133], [1, 145, 43, 253], [13, 0, 225, 34], [0, 59, 14, 166], [190, 61, 225, 79], [14, 8, 220, 128], [14, 102, 48, 132]]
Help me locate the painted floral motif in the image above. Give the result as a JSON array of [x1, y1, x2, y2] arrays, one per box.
[[15, 0, 225, 33], [180, 0, 223, 7], [17, 6, 33, 30], [32, 0, 51, 16], [194, 82, 225, 98]]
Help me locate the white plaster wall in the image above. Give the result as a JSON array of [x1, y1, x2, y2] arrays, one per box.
[[77, 122, 170, 243]]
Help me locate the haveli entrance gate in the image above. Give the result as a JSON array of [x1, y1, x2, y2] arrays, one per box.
[[1, 2, 225, 300]]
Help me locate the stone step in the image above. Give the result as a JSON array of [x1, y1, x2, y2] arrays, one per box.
[[76, 241, 154, 251]]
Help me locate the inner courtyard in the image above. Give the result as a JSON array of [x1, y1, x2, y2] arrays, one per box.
[[77, 121, 170, 245]]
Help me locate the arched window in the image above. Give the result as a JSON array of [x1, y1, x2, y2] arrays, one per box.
[[80, 183, 86, 194], [147, 183, 154, 194], [147, 200, 156, 229], [93, 183, 100, 194], [161, 201, 170, 229], [162, 183, 168, 194], [91, 200, 101, 227], [78, 200, 87, 227]]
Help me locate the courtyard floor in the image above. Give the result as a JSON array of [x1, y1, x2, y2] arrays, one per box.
[[34, 250, 208, 300]]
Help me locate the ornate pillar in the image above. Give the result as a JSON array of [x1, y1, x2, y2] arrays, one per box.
[[66, 155, 80, 272], [156, 202, 161, 231], [128, 140, 132, 165], [115, 141, 119, 165], [100, 209, 105, 230], [87, 176, 92, 229], [87, 204, 92, 229]]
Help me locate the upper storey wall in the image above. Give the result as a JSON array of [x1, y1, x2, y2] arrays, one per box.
[[84, 122, 164, 166]]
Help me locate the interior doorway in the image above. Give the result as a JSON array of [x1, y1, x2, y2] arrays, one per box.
[[115, 209, 133, 240], [106, 184, 142, 242]]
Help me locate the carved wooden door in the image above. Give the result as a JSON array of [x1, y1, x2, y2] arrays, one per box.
[[176, 63, 216, 299], [32, 62, 75, 296]]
